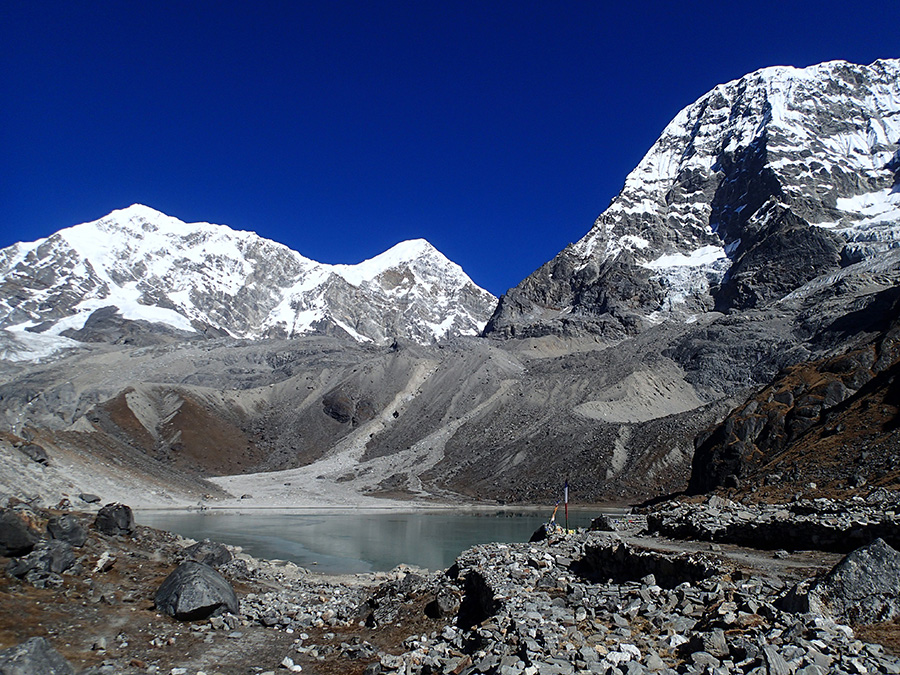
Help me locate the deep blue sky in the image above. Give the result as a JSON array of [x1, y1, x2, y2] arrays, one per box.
[[2, 2, 898, 296]]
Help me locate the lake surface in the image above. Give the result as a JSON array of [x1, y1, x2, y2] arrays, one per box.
[[138, 507, 623, 574]]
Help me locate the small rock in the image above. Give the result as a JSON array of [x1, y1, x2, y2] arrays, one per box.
[[93, 551, 117, 573], [280, 655, 302, 672]]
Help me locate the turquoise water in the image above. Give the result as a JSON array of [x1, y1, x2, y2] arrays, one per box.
[[137, 508, 619, 574]]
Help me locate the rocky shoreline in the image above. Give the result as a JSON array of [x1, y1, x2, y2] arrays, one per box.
[[1, 495, 899, 674]]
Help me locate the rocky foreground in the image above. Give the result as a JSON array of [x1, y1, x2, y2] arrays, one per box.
[[1, 495, 900, 675]]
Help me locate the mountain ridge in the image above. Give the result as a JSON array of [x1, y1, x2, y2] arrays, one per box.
[[0, 204, 497, 353]]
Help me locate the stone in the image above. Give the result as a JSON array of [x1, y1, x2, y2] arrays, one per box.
[[644, 650, 666, 672], [0, 509, 40, 557], [783, 539, 900, 623], [78, 493, 101, 504], [46, 515, 87, 547], [181, 540, 233, 567], [92, 551, 116, 573], [0, 636, 75, 674], [280, 656, 303, 672], [93, 503, 134, 535], [702, 628, 729, 658], [18, 444, 50, 465], [690, 651, 720, 669], [589, 515, 618, 531], [154, 561, 239, 620], [762, 646, 791, 675], [7, 540, 76, 579]]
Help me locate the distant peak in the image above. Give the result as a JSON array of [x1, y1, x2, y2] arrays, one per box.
[[380, 238, 439, 258], [333, 238, 454, 287], [109, 203, 168, 219]]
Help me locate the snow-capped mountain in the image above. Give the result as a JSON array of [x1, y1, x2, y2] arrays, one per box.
[[486, 58, 900, 337], [0, 204, 496, 350]]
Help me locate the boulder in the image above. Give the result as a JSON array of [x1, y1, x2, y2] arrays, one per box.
[[0, 636, 75, 674], [782, 538, 900, 623], [155, 561, 239, 620], [78, 493, 101, 504], [589, 514, 617, 532], [93, 503, 134, 535], [0, 509, 40, 557], [17, 444, 50, 466], [181, 539, 233, 567], [46, 515, 87, 547]]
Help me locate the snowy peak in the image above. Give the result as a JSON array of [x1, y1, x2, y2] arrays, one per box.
[[334, 238, 456, 286], [0, 207, 496, 354], [486, 58, 900, 338]]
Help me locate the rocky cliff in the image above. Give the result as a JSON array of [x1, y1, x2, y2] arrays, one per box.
[[485, 59, 900, 338]]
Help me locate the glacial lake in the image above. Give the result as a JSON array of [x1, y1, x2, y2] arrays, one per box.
[[138, 507, 625, 574]]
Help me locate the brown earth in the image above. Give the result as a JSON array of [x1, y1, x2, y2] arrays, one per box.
[[0, 508, 446, 674]]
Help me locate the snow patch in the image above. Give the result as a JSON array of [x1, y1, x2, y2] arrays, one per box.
[[0, 327, 81, 363], [643, 245, 727, 270]]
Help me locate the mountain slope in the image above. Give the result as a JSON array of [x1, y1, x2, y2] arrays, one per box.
[[485, 59, 900, 338], [0, 204, 496, 351], [2, 59, 900, 509]]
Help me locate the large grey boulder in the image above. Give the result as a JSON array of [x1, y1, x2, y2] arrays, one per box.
[[155, 561, 239, 620], [782, 538, 900, 623], [0, 636, 75, 675], [93, 503, 133, 535], [46, 515, 87, 547], [0, 509, 40, 557]]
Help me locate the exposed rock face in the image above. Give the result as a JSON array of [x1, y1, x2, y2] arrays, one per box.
[[16, 443, 49, 465], [485, 59, 900, 337], [0, 205, 496, 352], [689, 309, 900, 495]]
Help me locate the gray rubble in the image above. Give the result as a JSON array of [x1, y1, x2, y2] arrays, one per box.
[[338, 531, 900, 675]]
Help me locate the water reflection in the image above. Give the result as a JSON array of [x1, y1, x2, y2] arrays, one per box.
[[138, 508, 616, 574]]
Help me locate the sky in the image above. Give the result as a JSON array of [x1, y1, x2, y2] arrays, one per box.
[[2, 2, 899, 297]]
